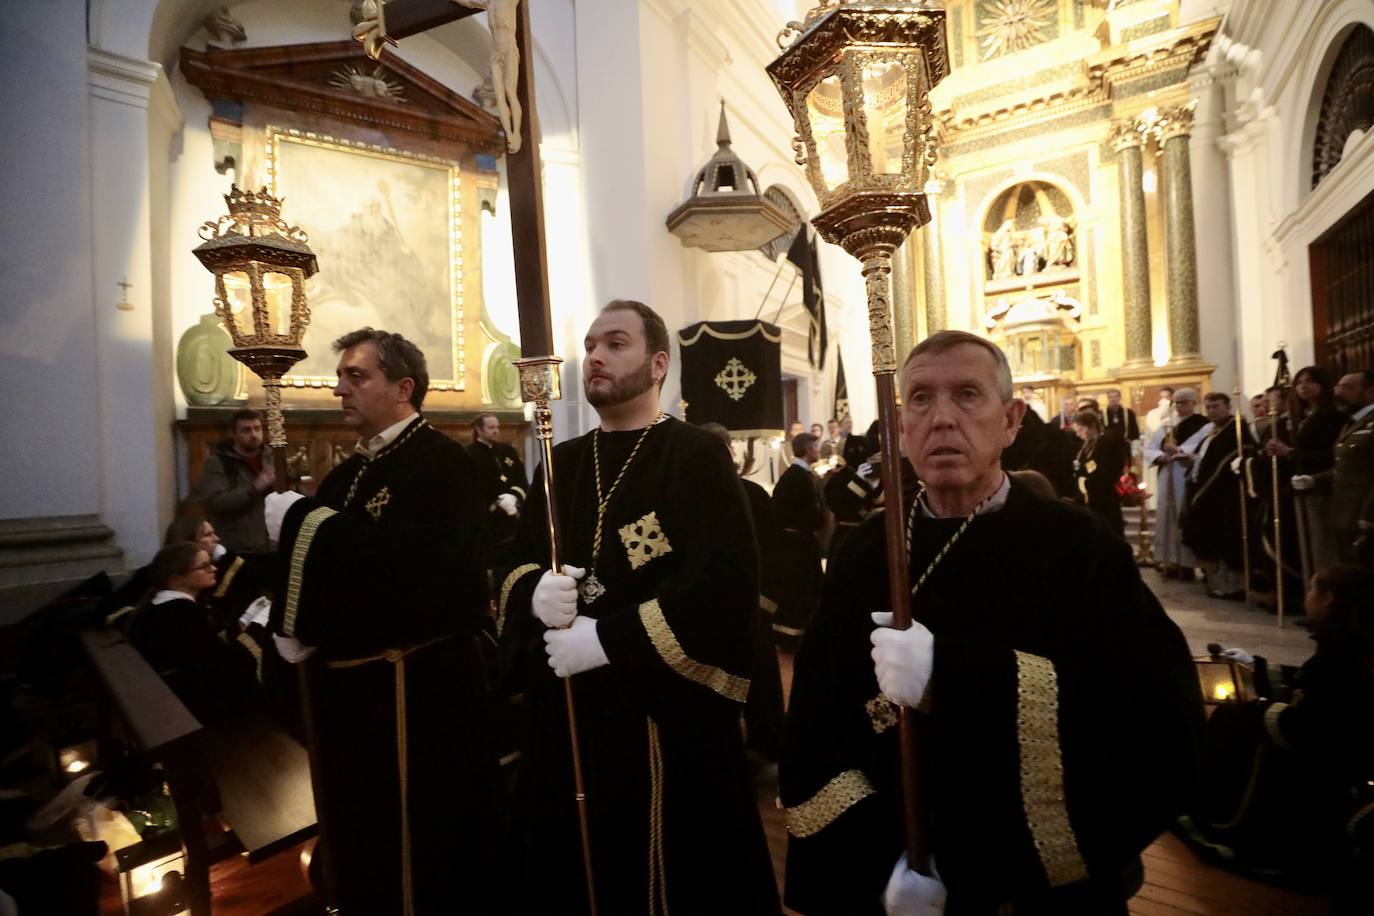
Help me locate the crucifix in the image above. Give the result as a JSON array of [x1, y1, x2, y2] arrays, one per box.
[[355, 1, 598, 911]]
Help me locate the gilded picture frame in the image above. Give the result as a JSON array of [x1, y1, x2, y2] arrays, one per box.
[[266, 126, 465, 390]]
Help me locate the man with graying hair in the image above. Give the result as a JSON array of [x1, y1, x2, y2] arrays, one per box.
[[263, 327, 499, 915], [782, 329, 1203, 915]]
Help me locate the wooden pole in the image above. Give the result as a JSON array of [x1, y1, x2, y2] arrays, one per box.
[[861, 252, 926, 871], [1234, 379, 1252, 611]]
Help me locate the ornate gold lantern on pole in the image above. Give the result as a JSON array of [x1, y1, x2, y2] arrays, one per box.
[[768, 0, 949, 868], [193, 186, 318, 491]]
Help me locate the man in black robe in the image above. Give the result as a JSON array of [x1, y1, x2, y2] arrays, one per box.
[[772, 432, 828, 648], [498, 301, 779, 915], [824, 433, 877, 567], [265, 329, 499, 916], [1182, 392, 1256, 599], [781, 330, 1203, 914], [467, 411, 528, 571], [1104, 388, 1140, 442]]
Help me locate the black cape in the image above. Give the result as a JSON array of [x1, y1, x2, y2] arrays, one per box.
[[772, 463, 826, 642], [1183, 419, 1255, 569], [781, 480, 1203, 914], [468, 437, 529, 568], [271, 417, 499, 915], [499, 416, 779, 915]]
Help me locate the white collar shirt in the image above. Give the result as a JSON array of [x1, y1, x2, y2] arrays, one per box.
[[356, 413, 420, 459]]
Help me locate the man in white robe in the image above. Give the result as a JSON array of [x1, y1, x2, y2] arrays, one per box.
[[1144, 388, 1208, 576]]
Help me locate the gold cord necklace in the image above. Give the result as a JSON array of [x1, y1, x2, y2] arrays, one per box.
[[903, 480, 1003, 599], [580, 413, 665, 604]]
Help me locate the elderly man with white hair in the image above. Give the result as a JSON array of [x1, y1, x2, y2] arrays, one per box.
[[1143, 388, 1210, 578], [780, 330, 1203, 915]]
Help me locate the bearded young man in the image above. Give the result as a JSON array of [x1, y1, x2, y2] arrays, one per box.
[[498, 300, 779, 914], [781, 330, 1203, 915]]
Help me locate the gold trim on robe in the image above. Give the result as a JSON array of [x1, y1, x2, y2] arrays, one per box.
[[639, 598, 750, 702], [497, 564, 541, 637], [1014, 650, 1089, 887], [213, 555, 244, 598], [282, 506, 338, 637], [785, 769, 875, 838]]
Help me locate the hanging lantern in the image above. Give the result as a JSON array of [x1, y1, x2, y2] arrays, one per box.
[[192, 186, 318, 454]]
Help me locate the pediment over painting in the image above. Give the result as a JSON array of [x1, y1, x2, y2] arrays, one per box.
[[180, 40, 504, 154]]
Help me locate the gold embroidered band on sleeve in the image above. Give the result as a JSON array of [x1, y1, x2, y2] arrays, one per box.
[[497, 564, 540, 637], [639, 598, 750, 702], [282, 506, 338, 637], [213, 555, 244, 598], [759, 595, 778, 615], [1014, 650, 1089, 887], [785, 769, 875, 838], [1263, 702, 1292, 749], [865, 695, 898, 734], [847, 479, 868, 498]]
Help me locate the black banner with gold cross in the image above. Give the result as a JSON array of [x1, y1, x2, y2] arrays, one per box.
[[677, 320, 784, 437]]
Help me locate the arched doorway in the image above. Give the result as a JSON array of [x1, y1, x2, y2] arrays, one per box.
[[1310, 25, 1374, 374]]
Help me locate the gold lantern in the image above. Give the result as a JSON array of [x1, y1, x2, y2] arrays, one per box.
[[767, 1, 948, 369], [192, 186, 318, 456]]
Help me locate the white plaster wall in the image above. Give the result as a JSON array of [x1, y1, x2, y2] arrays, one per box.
[[0, 0, 102, 522], [1217, 0, 1374, 395]]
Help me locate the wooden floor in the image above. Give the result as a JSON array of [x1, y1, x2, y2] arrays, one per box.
[[100, 648, 1333, 915]]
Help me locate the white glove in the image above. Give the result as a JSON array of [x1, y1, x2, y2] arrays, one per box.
[[272, 633, 317, 664], [857, 462, 877, 482], [1229, 456, 1243, 475], [1291, 475, 1314, 491], [870, 611, 935, 709], [239, 596, 272, 629], [532, 565, 585, 628], [543, 615, 609, 678], [1221, 647, 1255, 667], [883, 853, 947, 915], [264, 490, 307, 543], [496, 493, 519, 516]]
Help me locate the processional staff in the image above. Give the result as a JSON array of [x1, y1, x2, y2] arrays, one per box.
[[357, 0, 600, 909], [1233, 378, 1253, 611], [768, 1, 949, 871], [1271, 344, 1292, 630]]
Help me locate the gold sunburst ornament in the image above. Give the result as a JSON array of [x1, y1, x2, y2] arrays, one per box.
[[978, 0, 1056, 61]]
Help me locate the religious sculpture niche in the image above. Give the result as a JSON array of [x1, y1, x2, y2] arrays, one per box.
[[983, 181, 1077, 283], [984, 291, 1083, 385]]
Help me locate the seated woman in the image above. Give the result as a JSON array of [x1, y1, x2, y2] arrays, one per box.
[[1072, 409, 1127, 537], [1188, 564, 1374, 894], [129, 541, 260, 722]]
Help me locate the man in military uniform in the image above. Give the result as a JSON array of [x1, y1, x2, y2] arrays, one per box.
[[467, 411, 528, 570], [1295, 370, 1374, 564]]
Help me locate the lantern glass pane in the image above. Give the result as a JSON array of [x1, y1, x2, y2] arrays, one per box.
[[806, 74, 849, 191], [262, 271, 295, 339], [222, 270, 253, 331], [1195, 662, 1239, 703], [861, 59, 908, 177]]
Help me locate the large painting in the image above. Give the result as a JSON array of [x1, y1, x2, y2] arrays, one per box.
[[267, 126, 464, 388]]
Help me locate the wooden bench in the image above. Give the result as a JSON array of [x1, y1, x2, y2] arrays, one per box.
[[79, 627, 317, 915]]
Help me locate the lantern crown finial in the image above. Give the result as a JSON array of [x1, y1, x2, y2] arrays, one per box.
[[198, 184, 311, 244]]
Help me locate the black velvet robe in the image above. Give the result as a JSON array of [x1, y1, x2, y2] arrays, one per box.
[[499, 417, 779, 915], [1183, 419, 1255, 570], [270, 417, 499, 916], [781, 480, 1203, 915], [468, 437, 529, 569], [741, 476, 787, 762], [1074, 431, 1129, 538], [772, 463, 826, 642]]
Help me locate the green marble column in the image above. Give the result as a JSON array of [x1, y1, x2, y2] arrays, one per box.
[[891, 237, 916, 358], [1113, 121, 1153, 368], [1160, 102, 1200, 361], [922, 182, 947, 334]]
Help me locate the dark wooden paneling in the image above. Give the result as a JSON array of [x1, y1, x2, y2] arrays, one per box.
[[1311, 188, 1374, 377]]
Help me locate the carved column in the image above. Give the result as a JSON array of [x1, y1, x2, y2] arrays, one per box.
[[1113, 120, 1153, 368], [1157, 101, 1201, 361], [921, 177, 947, 334], [891, 238, 916, 358]]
